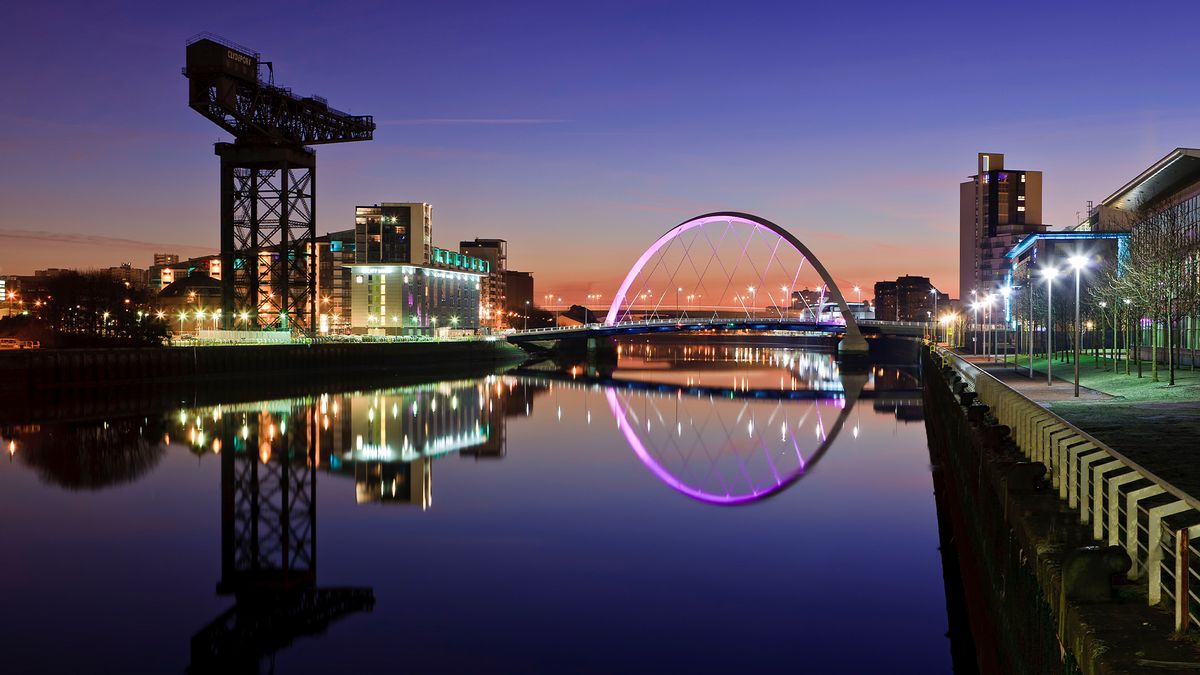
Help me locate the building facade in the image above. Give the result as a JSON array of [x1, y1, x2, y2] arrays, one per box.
[[315, 229, 356, 333], [960, 153, 1048, 298], [873, 275, 949, 322], [346, 248, 488, 336], [460, 238, 507, 330], [504, 270, 534, 317], [355, 203, 432, 266]]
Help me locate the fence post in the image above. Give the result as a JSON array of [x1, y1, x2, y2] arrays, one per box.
[[1177, 528, 1190, 632]]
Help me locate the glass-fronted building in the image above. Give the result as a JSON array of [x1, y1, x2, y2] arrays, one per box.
[[346, 249, 488, 336]]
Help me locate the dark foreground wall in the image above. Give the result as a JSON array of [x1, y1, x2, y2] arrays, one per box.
[[923, 349, 1083, 675], [0, 341, 527, 423]]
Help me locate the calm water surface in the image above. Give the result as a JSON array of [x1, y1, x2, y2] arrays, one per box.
[[0, 342, 952, 673]]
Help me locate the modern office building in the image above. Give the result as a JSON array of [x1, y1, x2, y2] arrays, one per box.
[[154, 253, 180, 267], [346, 247, 487, 336], [460, 238, 507, 329], [1004, 231, 1129, 322], [873, 275, 949, 322], [960, 153, 1048, 298], [354, 203, 432, 266]]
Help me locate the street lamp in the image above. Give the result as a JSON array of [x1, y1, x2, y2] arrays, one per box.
[[747, 286, 756, 316], [999, 285, 1012, 366], [1068, 255, 1090, 397], [970, 301, 979, 355], [982, 294, 995, 360], [929, 288, 939, 344], [524, 300, 530, 331], [1040, 266, 1059, 386]]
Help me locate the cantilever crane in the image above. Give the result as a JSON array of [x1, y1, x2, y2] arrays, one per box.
[[184, 33, 375, 332]]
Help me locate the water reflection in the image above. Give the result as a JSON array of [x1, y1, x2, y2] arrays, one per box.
[[1, 347, 921, 510], [2, 418, 167, 490], [0, 343, 940, 672]]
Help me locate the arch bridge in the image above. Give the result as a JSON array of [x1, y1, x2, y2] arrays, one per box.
[[507, 212, 926, 354]]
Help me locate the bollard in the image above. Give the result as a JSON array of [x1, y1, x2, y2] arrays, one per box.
[[1063, 545, 1132, 602]]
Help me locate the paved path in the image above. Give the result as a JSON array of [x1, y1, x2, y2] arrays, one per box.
[[962, 356, 1112, 401], [960, 355, 1200, 498]]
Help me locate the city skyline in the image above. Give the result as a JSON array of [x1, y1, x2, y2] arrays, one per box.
[[4, 2, 1200, 299]]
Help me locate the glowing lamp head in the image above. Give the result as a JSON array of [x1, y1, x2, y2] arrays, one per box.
[[999, 286, 1012, 298], [1068, 255, 1089, 270], [1040, 266, 1059, 280]]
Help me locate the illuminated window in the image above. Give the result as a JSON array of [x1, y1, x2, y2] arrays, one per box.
[[1017, 206, 1025, 212]]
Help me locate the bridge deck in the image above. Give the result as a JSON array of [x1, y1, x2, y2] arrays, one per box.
[[506, 318, 927, 343]]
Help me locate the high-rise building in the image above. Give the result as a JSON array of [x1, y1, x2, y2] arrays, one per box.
[[873, 275, 949, 322], [154, 253, 180, 267], [460, 238, 507, 329], [960, 153, 1047, 298], [504, 270, 534, 314], [354, 203, 432, 266]]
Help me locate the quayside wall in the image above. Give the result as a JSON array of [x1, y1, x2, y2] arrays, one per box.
[[923, 346, 1200, 674], [0, 341, 526, 423]]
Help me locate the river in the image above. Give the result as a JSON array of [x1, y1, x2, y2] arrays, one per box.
[[0, 340, 958, 673]]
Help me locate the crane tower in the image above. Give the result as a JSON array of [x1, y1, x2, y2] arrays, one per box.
[[184, 34, 375, 333]]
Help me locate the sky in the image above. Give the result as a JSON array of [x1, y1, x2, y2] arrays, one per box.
[[2, 0, 1199, 300]]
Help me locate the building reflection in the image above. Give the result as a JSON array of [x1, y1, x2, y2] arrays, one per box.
[[871, 365, 925, 422], [172, 377, 550, 510]]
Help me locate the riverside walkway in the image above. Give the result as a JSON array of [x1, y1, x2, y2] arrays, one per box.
[[964, 353, 1200, 501]]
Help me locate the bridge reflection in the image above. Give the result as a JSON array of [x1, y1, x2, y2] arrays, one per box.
[[2, 347, 921, 509]]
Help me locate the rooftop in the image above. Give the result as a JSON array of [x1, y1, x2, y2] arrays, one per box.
[[1100, 147, 1200, 213]]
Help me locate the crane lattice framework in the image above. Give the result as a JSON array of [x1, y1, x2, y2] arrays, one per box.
[[184, 33, 375, 332]]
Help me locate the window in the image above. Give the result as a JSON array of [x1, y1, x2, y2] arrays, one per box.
[[1017, 206, 1025, 212]]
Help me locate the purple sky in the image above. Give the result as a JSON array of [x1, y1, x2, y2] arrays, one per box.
[[2, 1, 1198, 299]]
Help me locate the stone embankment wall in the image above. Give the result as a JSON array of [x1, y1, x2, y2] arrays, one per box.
[[0, 341, 526, 422], [923, 348, 1200, 674]]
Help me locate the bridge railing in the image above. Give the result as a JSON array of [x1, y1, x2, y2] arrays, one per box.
[[933, 346, 1200, 631], [509, 317, 928, 337]]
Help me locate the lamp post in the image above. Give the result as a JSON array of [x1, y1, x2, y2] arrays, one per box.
[[1028, 278, 1035, 379], [747, 286, 756, 317], [1068, 255, 1089, 397], [970, 301, 979, 355], [524, 300, 529, 331], [929, 288, 939, 344], [969, 289, 978, 354], [984, 294, 995, 361], [1040, 266, 1059, 386], [999, 285, 1012, 366]]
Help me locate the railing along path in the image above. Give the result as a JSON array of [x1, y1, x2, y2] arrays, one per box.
[[934, 346, 1200, 631]]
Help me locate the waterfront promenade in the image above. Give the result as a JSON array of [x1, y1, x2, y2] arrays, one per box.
[[966, 354, 1200, 499]]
